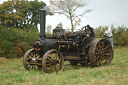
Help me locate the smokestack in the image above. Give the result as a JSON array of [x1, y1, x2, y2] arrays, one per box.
[[39, 9, 46, 38]]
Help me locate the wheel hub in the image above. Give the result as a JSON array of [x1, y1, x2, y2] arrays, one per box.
[[31, 58, 37, 63], [52, 59, 57, 65]]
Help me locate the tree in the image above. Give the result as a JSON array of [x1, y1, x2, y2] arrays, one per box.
[[0, 1, 15, 27], [0, 0, 29, 28], [46, 24, 52, 34], [95, 26, 105, 38], [28, 0, 46, 27], [0, 0, 46, 30], [13, 0, 30, 28], [50, 0, 91, 32]]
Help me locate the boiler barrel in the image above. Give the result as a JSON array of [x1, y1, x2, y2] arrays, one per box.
[[34, 39, 79, 53], [45, 39, 79, 52], [57, 40, 79, 52]]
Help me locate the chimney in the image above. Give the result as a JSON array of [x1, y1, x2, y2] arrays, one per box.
[[39, 9, 46, 38]]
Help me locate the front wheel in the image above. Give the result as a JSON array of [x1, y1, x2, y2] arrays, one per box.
[[23, 49, 41, 70], [42, 49, 64, 73]]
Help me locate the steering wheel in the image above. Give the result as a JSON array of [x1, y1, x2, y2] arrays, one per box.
[[79, 26, 95, 47]]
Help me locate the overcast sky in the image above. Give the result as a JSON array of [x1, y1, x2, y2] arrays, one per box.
[[0, 0, 128, 30]]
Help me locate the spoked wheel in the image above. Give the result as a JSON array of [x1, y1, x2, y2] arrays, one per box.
[[23, 48, 41, 70], [89, 38, 113, 67], [42, 49, 64, 73]]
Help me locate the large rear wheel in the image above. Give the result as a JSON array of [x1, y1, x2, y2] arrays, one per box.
[[89, 38, 113, 67]]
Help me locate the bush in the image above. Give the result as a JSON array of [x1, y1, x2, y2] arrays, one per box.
[[0, 40, 14, 58], [0, 26, 39, 58], [95, 26, 105, 38]]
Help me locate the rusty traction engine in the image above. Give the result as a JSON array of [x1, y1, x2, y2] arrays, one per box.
[[23, 9, 113, 73]]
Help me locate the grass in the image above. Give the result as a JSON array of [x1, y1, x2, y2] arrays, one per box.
[[0, 47, 128, 85]]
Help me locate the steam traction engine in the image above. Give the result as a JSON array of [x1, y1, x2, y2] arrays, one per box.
[[23, 10, 113, 73]]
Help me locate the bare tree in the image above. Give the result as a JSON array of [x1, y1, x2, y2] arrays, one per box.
[[50, 0, 92, 32]]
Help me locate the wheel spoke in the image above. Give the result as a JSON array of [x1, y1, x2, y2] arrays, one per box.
[[34, 51, 36, 58], [33, 65, 35, 69], [96, 47, 100, 51], [100, 59, 104, 66], [101, 41, 105, 50], [54, 53, 56, 59], [102, 57, 108, 63], [98, 43, 101, 50], [49, 65, 53, 72], [103, 55, 107, 58], [55, 53, 59, 59], [95, 56, 99, 60], [29, 53, 33, 58], [51, 53, 54, 59], [57, 63, 60, 65], [56, 64, 61, 69], [48, 54, 51, 58], [47, 57, 52, 61], [32, 65, 34, 69], [48, 67, 51, 72], [56, 53, 59, 57], [103, 45, 110, 51], [94, 56, 97, 59], [28, 64, 31, 68], [33, 51, 35, 58], [52, 66, 54, 72], [97, 59, 99, 65], [95, 53, 99, 55], [46, 61, 51, 63], [56, 59, 61, 61], [46, 63, 52, 66], [35, 53, 39, 58], [103, 50, 107, 52], [104, 53, 110, 56], [52, 53, 56, 59]]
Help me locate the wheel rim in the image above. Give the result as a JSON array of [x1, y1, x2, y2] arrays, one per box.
[[94, 39, 112, 66], [23, 49, 41, 70], [42, 49, 64, 73]]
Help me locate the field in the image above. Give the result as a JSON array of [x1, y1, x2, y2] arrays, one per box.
[[0, 47, 128, 85]]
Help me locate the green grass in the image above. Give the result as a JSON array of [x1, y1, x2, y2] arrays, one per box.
[[0, 47, 128, 85]]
